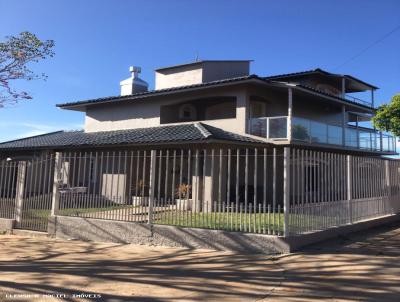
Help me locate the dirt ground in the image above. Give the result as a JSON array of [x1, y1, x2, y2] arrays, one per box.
[[0, 222, 399, 302]]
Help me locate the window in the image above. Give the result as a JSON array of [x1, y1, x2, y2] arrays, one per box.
[[160, 97, 236, 124], [179, 104, 197, 121]]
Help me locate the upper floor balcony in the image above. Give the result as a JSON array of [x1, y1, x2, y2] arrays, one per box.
[[344, 94, 373, 108], [249, 116, 396, 154]]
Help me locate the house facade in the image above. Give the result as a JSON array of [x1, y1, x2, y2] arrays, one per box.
[[56, 60, 394, 154], [0, 60, 398, 252]]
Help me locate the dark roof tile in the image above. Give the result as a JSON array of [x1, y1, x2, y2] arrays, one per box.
[[57, 75, 259, 109], [0, 123, 264, 151]]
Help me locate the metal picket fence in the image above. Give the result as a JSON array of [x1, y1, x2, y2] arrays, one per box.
[[1, 146, 399, 236], [287, 149, 400, 235], [54, 148, 285, 235]]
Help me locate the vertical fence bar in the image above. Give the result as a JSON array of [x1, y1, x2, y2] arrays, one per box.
[[347, 155, 353, 224]]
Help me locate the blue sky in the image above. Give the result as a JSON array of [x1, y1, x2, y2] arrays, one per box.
[[0, 0, 399, 142]]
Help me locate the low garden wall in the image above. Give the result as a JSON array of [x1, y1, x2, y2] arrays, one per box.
[[0, 218, 14, 233], [53, 215, 289, 254]]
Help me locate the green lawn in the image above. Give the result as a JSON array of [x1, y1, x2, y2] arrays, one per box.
[[57, 205, 137, 216], [153, 211, 285, 234], [6, 204, 334, 236]]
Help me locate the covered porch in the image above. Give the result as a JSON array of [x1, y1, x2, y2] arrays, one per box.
[[247, 84, 397, 154]]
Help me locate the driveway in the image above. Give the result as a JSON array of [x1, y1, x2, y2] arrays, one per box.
[[0, 222, 399, 302]]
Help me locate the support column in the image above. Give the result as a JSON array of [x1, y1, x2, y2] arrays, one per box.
[[342, 105, 346, 146], [15, 161, 27, 223], [148, 150, 157, 224], [287, 88, 293, 141], [51, 152, 61, 216], [371, 89, 375, 108], [341, 78, 346, 99], [283, 147, 290, 237], [236, 90, 249, 134], [346, 155, 353, 224], [356, 116, 360, 149]]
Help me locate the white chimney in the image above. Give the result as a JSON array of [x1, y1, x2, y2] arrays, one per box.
[[120, 66, 149, 96]]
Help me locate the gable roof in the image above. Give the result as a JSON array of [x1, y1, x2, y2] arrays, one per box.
[[0, 123, 264, 151], [264, 68, 378, 90]]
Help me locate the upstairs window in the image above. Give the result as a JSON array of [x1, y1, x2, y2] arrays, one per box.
[[160, 97, 236, 124]]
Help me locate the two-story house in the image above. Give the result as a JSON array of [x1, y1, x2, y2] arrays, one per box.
[[55, 61, 395, 153], [0, 60, 397, 237]]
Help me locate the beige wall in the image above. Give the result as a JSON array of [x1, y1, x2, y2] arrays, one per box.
[[85, 82, 354, 138], [155, 65, 203, 90], [155, 61, 250, 90], [85, 86, 249, 134]]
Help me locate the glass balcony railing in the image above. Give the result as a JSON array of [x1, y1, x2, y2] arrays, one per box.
[[249, 116, 288, 139], [249, 116, 397, 153]]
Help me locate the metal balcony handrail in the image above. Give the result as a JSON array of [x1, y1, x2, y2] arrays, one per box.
[[345, 94, 372, 107]]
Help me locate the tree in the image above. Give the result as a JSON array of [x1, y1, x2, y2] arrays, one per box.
[[0, 31, 55, 107], [372, 94, 400, 136]]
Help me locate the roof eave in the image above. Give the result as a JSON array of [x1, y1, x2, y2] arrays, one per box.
[[56, 76, 264, 110], [0, 137, 265, 153]]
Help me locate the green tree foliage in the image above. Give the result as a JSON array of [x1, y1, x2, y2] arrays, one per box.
[[372, 94, 400, 136], [0, 32, 55, 107]]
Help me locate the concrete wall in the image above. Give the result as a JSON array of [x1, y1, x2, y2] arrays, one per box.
[[156, 65, 203, 90], [85, 80, 347, 136], [54, 215, 288, 254], [52, 213, 400, 253], [155, 61, 250, 90], [85, 86, 249, 134], [0, 218, 14, 233], [286, 213, 400, 251]]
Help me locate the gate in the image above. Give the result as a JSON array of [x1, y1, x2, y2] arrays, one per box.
[[0, 155, 54, 232]]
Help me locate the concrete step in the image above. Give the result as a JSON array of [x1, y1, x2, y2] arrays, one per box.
[[11, 229, 50, 238]]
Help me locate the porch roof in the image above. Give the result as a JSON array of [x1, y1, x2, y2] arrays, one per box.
[[0, 123, 264, 151]]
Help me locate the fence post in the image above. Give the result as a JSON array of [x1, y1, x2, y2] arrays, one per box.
[[385, 160, 391, 214], [283, 147, 290, 237], [51, 152, 61, 216], [346, 155, 353, 224], [15, 161, 27, 223], [287, 88, 293, 142], [148, 150, 157, 225]]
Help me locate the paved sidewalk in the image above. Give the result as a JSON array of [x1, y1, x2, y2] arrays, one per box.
[[0, 222, 399, 301], [263, 222, 400, 301], [0, 235, 283, 301]]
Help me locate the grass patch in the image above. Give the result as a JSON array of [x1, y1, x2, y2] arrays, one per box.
[[58, 205, 138, 216], [154, 211, 285, 234]]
